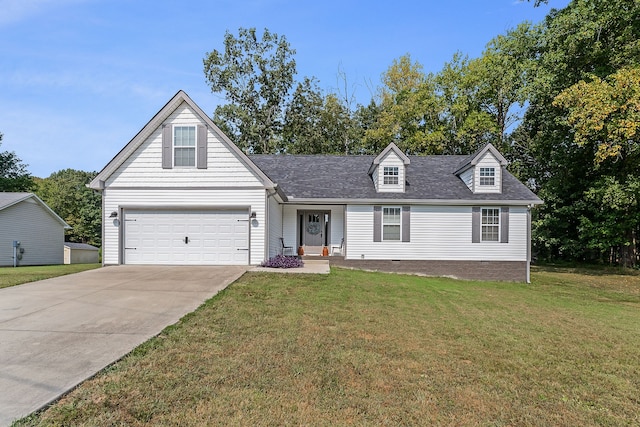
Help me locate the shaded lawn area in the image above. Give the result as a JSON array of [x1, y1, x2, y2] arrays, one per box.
[[15, 267, 640, 426], [0, 264, 101, 289]]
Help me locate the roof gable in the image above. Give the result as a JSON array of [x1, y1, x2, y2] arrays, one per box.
[[454, 143, 507, 175], [89, 90, 275, 190], [368, 142, 410, 175], [0, 192, 70, 228]]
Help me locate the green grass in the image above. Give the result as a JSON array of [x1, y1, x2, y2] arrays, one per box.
[[0, 264, 101, 289], [14, 267, 640, 426]]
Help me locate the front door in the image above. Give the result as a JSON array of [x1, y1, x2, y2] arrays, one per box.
[[303, 211, 328, 254]]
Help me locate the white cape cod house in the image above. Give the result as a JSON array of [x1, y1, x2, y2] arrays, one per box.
[[89, 91, 542, 281]]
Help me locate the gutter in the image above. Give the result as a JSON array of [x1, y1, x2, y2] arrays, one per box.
[[283, 197, 544, 206]]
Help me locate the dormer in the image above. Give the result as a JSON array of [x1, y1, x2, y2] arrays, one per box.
[[368, 143, 410, 193], [454, 143, 508, 194]]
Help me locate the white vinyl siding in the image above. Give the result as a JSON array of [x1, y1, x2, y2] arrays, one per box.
[[346, 205, 528, 261], [102, 188, 266, 265], [460, 168, 473, 191], [0, 199, 65, 266], [106, 102, 264, 188], [267, 196, 283, 259], [376, 151, 405, 192]]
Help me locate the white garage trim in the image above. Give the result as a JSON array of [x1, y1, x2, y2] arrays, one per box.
[[121, 207, 251, 265]]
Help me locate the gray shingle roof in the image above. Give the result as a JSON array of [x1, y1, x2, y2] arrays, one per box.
[[64, 242, 99, 250], [249, 154, 541, 203], [0, 192, 70, 227], [0, 192, 32, 210]]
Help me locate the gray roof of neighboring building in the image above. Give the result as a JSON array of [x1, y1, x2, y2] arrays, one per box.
[[0, 192, 32, 210], [249, 154, 541, 203], [0, 193, 70, 226], [64, 242, 99, 250]]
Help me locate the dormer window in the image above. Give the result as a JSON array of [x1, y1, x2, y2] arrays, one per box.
[[368, 142, 410, 193], [479, 167, 495, 186], [383, 167, 399, 185]]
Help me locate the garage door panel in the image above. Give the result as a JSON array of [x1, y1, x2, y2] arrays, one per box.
[[124, 209, 249, 265]]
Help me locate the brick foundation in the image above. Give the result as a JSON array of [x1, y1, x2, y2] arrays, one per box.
[[326, 258, 529, 282]]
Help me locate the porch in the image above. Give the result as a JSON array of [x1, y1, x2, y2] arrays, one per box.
[[282, 204, 345, 256]]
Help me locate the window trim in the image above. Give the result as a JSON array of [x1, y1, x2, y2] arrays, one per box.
[[382, 206, 402, 241], [481, 207, 500, 242], [479, 167, 495, 186], [383, 166, 399, 185], [173, 125, 197, 168]]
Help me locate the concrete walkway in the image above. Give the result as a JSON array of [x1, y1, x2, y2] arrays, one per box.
[[0, 265, 247, 426], [252, 259, 330, 274]]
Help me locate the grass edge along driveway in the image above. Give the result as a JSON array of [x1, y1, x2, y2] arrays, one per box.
[[0, 264, 101, 289], [14, 266, 640, 426]]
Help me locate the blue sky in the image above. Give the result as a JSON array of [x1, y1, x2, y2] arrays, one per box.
[[0, 0, 569, 178]]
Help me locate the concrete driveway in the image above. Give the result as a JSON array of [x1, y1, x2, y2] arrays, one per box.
[[0, 265, 247, 426]]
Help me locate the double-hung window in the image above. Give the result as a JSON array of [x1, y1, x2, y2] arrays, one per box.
[[479, 167, 495, 186], [174, 126, 196, 167], [481, 208, 500, 242], [383, 166, 399, 185], [382, 207, 401, 240]]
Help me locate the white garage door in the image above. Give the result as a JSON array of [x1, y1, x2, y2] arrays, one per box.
[[123, 209, 249, 265]]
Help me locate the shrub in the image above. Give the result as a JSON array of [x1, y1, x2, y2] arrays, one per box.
[[260, 255, 304, 268]]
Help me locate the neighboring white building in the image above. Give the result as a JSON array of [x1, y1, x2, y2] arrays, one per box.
[[89, 91, 542, 281], [0, 193, 70, 266], [64, 242, 100, 264]]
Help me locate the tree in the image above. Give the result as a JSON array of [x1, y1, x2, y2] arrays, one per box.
[[353, 100, 382, 154], [473, 23, 538, 149], [434, 53, 498, 155], [318, 93, 355, 154], [514, 0, 640, 265], [553, 67, 640, 266], [203, 28, 297, 154], [282, 77, 325, 154], [35, 169, 102, 246], [364, 55, 446, 154], [553, 67, 640, 165], [0, 133, 34, 192]]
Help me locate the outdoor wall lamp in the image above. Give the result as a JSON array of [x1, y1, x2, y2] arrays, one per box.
[[109, 211, 118, 218], [250, 211, 257, 218]]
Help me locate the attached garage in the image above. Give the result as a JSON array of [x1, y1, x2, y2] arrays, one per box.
[[122, 209, 250, 265]]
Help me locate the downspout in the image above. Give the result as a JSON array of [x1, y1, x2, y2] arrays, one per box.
[[527, 204, 532, 284]]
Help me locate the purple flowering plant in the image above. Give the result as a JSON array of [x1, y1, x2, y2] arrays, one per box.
[[260, 255, 304, 268]]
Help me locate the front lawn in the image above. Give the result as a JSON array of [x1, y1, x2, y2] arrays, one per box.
[[15, 267, 640, 426], [0, 264, 101, 289]]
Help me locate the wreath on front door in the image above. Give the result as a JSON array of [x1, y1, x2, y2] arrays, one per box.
[[306, 222, 322, 235]]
